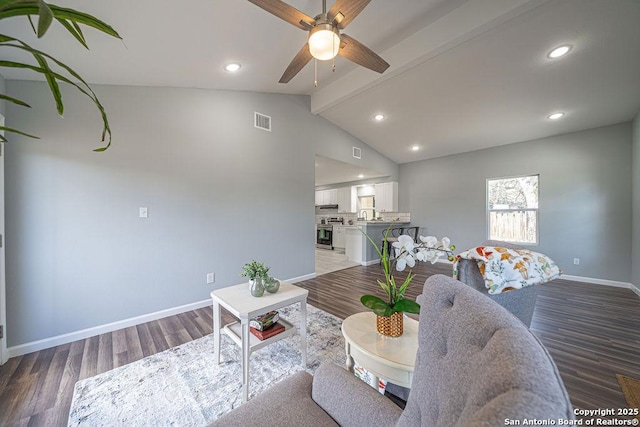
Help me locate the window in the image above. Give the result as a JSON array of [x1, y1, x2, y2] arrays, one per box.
[[359, 195, 375, 221], [487, 175, 538, 244]]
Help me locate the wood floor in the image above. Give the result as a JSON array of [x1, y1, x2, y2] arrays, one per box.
[[1, 262, 639, 426], [315, 248, 359, 276]]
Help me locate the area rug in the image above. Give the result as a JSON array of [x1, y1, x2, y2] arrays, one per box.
[[68, 304, 346, 426], [616, 374, 640, 418]]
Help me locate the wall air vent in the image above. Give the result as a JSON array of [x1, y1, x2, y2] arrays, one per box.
[[254, 112, 272, 132], [353, 147, 362, 159]]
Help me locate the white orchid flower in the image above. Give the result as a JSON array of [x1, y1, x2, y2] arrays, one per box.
[[392, 234, 415, 254], [441, 237, 451, 250], [395, 251, 416, 271], [393, 235, 416, 271], [426, 250, 440, 264], [415, 247, 428, 262], [420, 235, 438, 247]]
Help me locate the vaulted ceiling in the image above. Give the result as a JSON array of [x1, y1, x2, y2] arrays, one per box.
[[2, 0, 640, 166]]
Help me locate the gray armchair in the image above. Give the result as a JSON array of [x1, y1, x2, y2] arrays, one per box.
[[211, 274, 573, 426], [456, 240, 539, 327]]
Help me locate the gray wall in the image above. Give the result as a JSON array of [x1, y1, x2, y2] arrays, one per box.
[[0, 73, 5, 117], [632, 112, 640, 290], [4, 80, 397, 347], [399, 123, 632, 282]]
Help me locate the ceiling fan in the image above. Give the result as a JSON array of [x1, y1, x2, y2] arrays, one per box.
[[248, 0, 390, 84]]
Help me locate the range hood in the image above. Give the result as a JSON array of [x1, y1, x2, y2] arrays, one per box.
[[315, 204, 338, 214]]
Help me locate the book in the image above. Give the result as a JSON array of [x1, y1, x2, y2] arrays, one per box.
[[250, 322, 285, 340], [250, 310, 279, 331]]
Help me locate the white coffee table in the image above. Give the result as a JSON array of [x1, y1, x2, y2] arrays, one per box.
[[210, 281, 308, 402], [341, 311, 419, 389]]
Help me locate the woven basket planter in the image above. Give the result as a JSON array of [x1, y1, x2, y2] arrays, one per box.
[[376, 312, 404, 337]]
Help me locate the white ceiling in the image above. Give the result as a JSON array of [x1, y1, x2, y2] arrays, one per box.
[[2, 0, 640, 167], [315, 155, 388, 186]]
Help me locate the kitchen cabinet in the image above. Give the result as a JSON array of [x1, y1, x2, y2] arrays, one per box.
[[329, 189, 338, 205], [337, 186, 357, 213], [333, 226, 346, 249], [315, 189, 338, 205], [375, 182, 398, 213]]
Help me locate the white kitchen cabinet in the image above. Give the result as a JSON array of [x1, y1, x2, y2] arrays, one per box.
[[375, 182, 398, 213], [333, 226, 346, 249], [337, 187, 357, 213], [315, 189, 338, 205], [327, 189, 338, 205]]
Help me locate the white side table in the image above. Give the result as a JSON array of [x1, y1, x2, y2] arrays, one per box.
[[341, 312, 419, 389], [211, 281, 308, 402]]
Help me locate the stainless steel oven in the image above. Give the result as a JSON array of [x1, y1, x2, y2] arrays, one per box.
[[316, 217, 343, 250], [316, 224, 333, 250]]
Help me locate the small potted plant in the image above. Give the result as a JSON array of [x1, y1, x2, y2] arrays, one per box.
[[360, 227, 455, 337], [240, 260, 270, 297]]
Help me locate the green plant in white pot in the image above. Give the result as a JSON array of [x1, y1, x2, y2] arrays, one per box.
[[240, 260, 270, 297]]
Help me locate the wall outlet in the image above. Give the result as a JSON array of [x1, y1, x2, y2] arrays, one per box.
[[573, 258, 580, 265], [206, 273, 215, 284], [139, 207, 148, 218]]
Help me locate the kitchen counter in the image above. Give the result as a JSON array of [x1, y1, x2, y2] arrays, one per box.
[[344, 222, 414, 265], [339, 221, 410, 227]]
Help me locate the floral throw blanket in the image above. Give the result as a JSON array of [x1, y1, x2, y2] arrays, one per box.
[[453, 246, 562, 294]]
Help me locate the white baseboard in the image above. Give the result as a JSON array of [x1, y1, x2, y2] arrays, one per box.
[[285, 273, 317, 282], [7, 298, 212, 358], [560, 274, 640, 297], [6, 273, 319, 359]]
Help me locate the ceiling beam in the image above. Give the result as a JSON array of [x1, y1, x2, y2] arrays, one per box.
[[310, 0, 551, 115]]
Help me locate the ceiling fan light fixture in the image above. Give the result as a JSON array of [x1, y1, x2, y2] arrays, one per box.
[[308, 23, 340, 60]]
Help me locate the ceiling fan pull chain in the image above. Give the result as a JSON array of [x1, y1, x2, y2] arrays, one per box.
[[332, 32, 336, 72], [314, 58, 318, 87]]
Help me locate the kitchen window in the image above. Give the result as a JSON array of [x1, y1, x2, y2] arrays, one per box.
[[359, 195, 375, 221], [487, 175, 539, 244]]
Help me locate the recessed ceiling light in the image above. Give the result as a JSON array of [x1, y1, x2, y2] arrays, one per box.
[[547, 45, 572, 59], [374, 114, 385, 121], [224, 63, 241, 72], [548, 112, 564, 120], [358, 174, 364, 179], [411, 145, 420, 151]]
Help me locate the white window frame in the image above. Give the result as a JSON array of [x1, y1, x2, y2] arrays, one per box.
[[486, 174, 539, 245]]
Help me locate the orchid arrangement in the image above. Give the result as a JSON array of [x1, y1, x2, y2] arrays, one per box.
[[360, 227, 456, 317]]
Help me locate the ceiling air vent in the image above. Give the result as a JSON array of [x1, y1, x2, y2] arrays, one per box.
[[353, 147, 362, 159], [254, 112, 272, 132]]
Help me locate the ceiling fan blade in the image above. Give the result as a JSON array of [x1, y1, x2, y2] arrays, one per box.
[[328, 0, 371, 29], [338, 34, 389, 74], [248, 0, 314, 30], [279, 43, 313, 83]]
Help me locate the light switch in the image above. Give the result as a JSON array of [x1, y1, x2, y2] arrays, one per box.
[[139, 207, 148, 218]]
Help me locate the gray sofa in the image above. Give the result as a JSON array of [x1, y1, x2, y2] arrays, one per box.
[[211, 274, 573, 427], [456, 240, 539, 327]]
